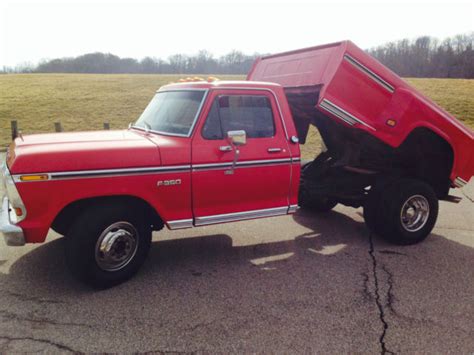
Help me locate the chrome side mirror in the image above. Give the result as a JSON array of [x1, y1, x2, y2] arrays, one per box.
[[227, 130, 246, 146], [225, 130, 246, 175]]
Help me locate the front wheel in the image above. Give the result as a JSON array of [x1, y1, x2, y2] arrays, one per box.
[[364, 178, 438, 245], [65, 204, 152, 288]]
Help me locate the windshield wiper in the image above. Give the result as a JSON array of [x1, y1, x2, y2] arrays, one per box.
[[129, 122, 151, 133], [143, 122, 151, 133]]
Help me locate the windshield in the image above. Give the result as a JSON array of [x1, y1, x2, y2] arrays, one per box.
[[134, 90, 206, 136]]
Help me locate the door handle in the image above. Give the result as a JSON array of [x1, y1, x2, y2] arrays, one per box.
[[219, 145, 233, 152], [267, 148, 282, 153]]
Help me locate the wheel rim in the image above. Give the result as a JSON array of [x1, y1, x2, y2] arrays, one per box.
[[95, 222, 139, 272], [400, 195, 430, 232]]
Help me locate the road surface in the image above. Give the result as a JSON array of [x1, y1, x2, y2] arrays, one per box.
[[0, 153, 473, 353]]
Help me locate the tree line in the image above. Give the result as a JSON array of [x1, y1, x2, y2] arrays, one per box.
[[2, 50, 261, 75], [2, 33, 472, 78], [368, 32, 473, 78]]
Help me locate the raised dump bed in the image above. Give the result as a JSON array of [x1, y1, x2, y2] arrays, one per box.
[[247, 40, 473, 196]]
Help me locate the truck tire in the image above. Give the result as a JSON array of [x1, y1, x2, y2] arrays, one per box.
[[363, 178, 397, 234], [366, 178, 438, 245], [299, 160, 337, 212], [298, 185, 337, 212], [65, 203, 151, 288]]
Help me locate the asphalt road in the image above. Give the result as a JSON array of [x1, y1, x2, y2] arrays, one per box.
[[1, 153, 473, 353]]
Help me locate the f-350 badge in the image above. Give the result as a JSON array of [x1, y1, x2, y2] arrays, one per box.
[[157, 179, 181, 187]]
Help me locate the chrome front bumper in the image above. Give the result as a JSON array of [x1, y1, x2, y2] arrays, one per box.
[[0, 196, 25, 246]]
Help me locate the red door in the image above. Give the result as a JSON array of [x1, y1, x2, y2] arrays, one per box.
[[191, 89, 293, 225]]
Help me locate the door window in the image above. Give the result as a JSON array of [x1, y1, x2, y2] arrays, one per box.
[[202, 95, 275, 139]]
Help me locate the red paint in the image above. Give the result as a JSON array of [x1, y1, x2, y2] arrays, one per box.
[[6, 41, 473, 245], [191, 88, 293, 217], [9, 81, 301, 243], [247, 40, 474, 182], [11, 130, 162, 173]]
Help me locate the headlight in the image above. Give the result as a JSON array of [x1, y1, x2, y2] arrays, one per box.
[[1, 164, 26, 223]]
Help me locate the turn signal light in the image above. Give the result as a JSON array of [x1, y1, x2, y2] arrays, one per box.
[[14, 208, 23, 217], [386, 119, 397, 127], [19, 174, 49, 182]]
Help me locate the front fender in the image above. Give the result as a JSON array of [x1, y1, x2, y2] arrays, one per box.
[[15, 171, 192, 243]]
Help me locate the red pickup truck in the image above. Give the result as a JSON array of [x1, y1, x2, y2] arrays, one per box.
[[1, 41, 473, 287]]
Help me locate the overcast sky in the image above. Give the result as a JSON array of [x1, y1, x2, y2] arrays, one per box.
[[0, 0, 472, 67]]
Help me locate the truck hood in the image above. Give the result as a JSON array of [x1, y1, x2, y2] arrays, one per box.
[[9, 130, 162, 174]]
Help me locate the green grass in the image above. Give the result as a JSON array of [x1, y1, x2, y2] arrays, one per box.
[[0, 74, 242, 147], [407, 78, 474, 126], [1, 75, 473, 160]]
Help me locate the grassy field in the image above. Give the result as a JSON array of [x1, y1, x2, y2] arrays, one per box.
[[0, 74, 473, 158], [0, 74, 242, 147]]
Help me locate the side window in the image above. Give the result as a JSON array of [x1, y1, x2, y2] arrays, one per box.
[[202, 95, 275, 140], [202, 100, 223, 139]]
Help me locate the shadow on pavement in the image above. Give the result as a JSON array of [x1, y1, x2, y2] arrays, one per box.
[[1, 208, 471, 293], [1, 210, 360, 287], [0, 208, 472, 352]]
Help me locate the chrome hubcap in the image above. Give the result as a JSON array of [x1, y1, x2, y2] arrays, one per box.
[[95, 222, 139, 271], [400, 195, 430, 232]]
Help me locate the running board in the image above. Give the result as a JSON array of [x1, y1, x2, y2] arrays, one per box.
[[167, 205, 298, 229], [194, 206, 290, 226]]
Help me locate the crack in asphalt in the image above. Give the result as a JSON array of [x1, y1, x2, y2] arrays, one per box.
[[184, 317, 223, 333], [381, 265, 396, 316], [4, 291, 65, 305], [368, 233, 395, 355], [140, 349, 204, 355], [141, 349, 198, 354], [0, 309, 94, 329], [365, 235, 474, 351], [379, 250, 407, 256], [143, 351, 195, 354], [0, 335, 79, 353]]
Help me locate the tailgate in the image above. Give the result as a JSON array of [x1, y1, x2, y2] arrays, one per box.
[[247, 41, 345, 89]]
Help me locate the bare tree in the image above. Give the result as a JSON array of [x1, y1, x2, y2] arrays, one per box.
[[369, 32, 473, 78], [13, 32, 472, 77]]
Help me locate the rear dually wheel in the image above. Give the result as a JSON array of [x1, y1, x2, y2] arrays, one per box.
[[364, 178, 438, 245]]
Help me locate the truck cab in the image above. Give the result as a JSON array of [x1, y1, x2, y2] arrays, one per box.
[[132, 80, 301, 225]]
